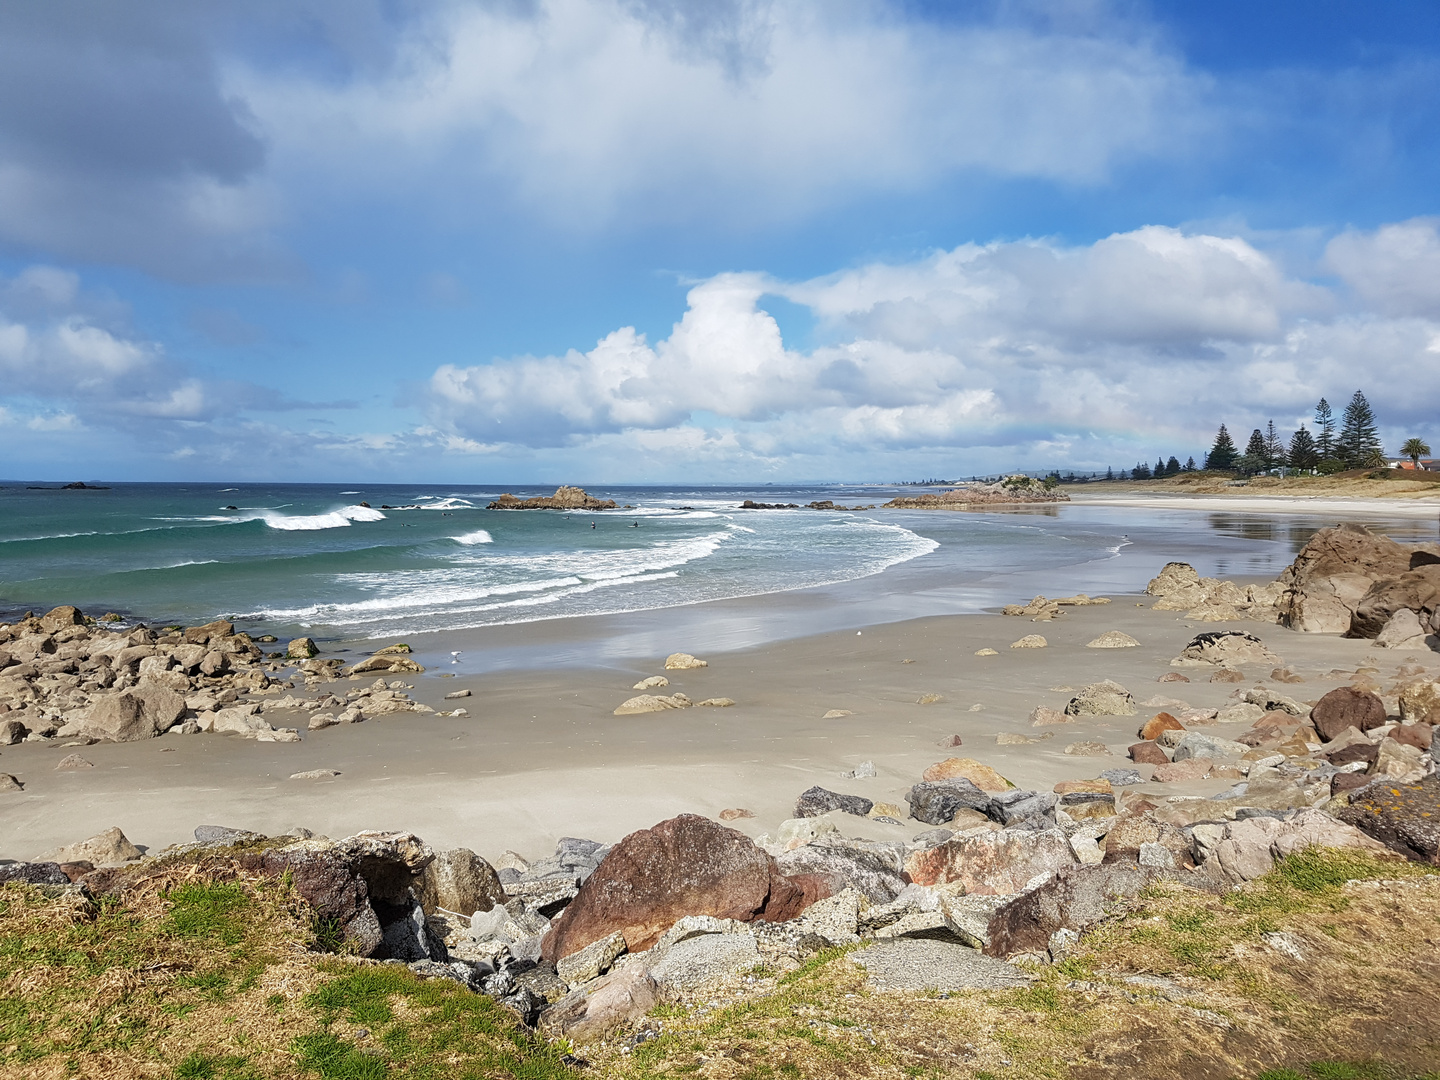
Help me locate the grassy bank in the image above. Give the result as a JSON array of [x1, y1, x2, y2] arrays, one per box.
[[1073, 471, 1440, 500], [2, 848, 1437, 1079]]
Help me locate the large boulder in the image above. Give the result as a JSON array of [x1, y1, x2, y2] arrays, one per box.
[[1170, 631, 1280, 668], [1064, 681, 1136, 717], [984, 863, 1157, 959], [1339, 774, 1440, 863], [539, 963, 658, 1043], [82, 685, 185, 741], [1375, 608, 1433, 650], [1352, 564, 1440, 639], [906, 778, 990, 824], [1207, 808, 1393, 883], [921, 757, 1009, 790], [37, 826, 142, 867], [1276, 524, 1435, 634], [1399, 680, 1440, 724], [415, 848, 505, 917], [540, 815, 821, 963], [904, 827, 1076, 894], [1310, 687, 1387, 742], [39, 605, 86, 632], [775, 835, 908, 904]]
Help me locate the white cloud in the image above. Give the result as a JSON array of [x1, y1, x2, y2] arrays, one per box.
[[424, 222, 1440, 471], [238, 0, 1204, 228], [1324, 217, 1440, 319]]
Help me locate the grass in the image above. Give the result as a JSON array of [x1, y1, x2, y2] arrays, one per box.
[[0, 870, 577, 1079]]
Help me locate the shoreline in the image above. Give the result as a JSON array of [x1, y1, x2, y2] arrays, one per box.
[[2, 588, 1423, 864]]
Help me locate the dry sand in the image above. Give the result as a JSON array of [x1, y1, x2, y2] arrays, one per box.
[[4, 590, 1432, 866]]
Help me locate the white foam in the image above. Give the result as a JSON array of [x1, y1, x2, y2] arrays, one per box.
[[412, 497, 475, 510], [452, 529, 494, 545], [261, 505, 386, 531]]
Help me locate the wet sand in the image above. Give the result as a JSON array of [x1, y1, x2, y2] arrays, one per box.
[[4, 591, 1428, 865]]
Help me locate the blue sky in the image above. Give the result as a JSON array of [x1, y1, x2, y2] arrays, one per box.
[[2, 0, 1440, 482]]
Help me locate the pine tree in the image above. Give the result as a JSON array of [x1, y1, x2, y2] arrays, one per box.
[[1105, 466, 1114, 481], [1184, 456, 1197, 472], [1288, 425, 1318, 471], [1337, 390, 1383, 468], [1166, 455, 1181, 475], [1132, 461, 1152, 480], [1264, 420, 1286, 467], [1155, 456, 1166, 477], [1245, 428, 1267, 461], [1207, 424, 1238, 471], [1315, 398, 1336, 458]]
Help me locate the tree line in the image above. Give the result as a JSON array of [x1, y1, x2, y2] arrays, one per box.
[[1117, 390, 1431, 480]]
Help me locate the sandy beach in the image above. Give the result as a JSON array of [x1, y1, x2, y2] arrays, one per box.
[[4, 559, 1427, 864]]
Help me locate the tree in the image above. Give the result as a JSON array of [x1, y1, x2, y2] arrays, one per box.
[[1337, 390, 1383, 468], [1288, 425, 1319, 471], [1264, 420, 1286, 468], [1131, 461, 1152, 480], [1244, 428, 1268, 473], [1314, 398, 1336, 459], [1401, 437, 1432, 467], [1166, 455, 1182, 476], [1184, 456, 1197, 472], [1207, 424, 1238, 471], [1155, 456, 1166, 477], [1105, 466, 1114, 481]]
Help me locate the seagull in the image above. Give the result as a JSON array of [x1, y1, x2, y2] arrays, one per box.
[[450, 650, 462, 664]]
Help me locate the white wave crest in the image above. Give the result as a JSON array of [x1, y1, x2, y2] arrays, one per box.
[[452, 529, 494, 545], [261, 505, 386, 531]]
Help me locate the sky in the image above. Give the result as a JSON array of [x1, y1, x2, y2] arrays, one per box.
[[3, 0, 1440, 483]]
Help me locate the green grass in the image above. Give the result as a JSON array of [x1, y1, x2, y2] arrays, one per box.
[[165, 882, 254, 945], [1254, 1064, 1440, 1080]]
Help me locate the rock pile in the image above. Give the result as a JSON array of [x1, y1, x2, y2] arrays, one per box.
[[883, 476, 1070, 509], [0, 606, 434, 753], [486, 487, 618, 510]]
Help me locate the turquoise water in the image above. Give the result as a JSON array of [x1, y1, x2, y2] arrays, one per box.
[[3, 482, 1434, 644]]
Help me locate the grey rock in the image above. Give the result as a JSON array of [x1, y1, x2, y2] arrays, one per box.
[[939, 894, 1008, 949], [0, 861, 70, 885], [378, 899, 448, 962], [906, 778, 989, 825], [986, 790, 1058, 828], [1064, 680, 1137, 717], [648, 932, 760, 988], [194, 825, 259, 845], [984, 863, 1158, 959], [556, 930, 627, 988], [776, 834, 908, 903], [853, 939, 1030, 991], [1171, 732, 1249, 761], [794, 785, 874, 818], [654, 915, 747, 951], [539, 963, 659, 1043], [415, 848, 505, 917], [1243, 688, 1306, 716], [1098, 768, 1143, 787]]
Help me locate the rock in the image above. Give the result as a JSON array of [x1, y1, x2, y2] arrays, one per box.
[[1158, 672, 1190, 683], [38, 826, 141, 867], [39, 605, 86, 632], [1171, 630, 1281, 668], [613, 692, 691, 715], [286, 637, 319, 659], [1065, 680, 1136, 717], [488, 486, 618, 511], [1399, 680, 1440, 724], [1274, 524, 1416, 632], [1209, 808, 1394, 882], [1059, 792, 1116, 820], [922, 757, 1009, 790], [182, 619, 235, 646], [654, 914, 748, 950], [1151, 758, 1212, 783], [869, 802, 905, 820], [0, 718, 28, 745], [854, 939, 1030, 991], [1030, 706, 1071, 726], [1063, 741, 1112, 757], [664, 653, 707, 670], [1374, 737, 1425, 778], [83, 685, 184, 741], [776, 835, 908, 904], [540, 963, 658, 1043], [1215, 702, 1266, 724], [0, 773, 22, 791], [444, 689, 472, 700], [1211, 669, 1247, 683], [696, 698, 735, 707], [1099, 768, 1143, 786], [794, 786, 873, 818], [1352, 564, 1440, 639], [632, 676, 669, 690], [1087, 631, 1140, 649], [1243, 688, 1308, 716], [648, 931, 760, 989], [1054, 779, 1113, 795], [0, 861, 71, 884], [1311, 687, 1387, 741], [906, 778, 991, 824], [1010, 635, 1047, 649], [1129, 741, 1168, 765], [987, 789, 1058, 827], [917, 693, 944, 705], [974, 648, 999, 656], [906, 827, 1075, 894], [1375, 608, 1433, 649], [1139, 713, 1184, 740], [54, 754, 93, 770], [1170, 732, 1248, 761], [416, 849, 505, 917], [781, 888, 862, 945], [1148, 562, 1201, 596], [348, 654, 425, 675], [289, 769, 340, 780], [1390, 723, 1434, 752], [842, 760, 877, 779], [540, 815, 816, 962], [985, 863, 1156, 959], [823, 709, 854, 718], [379, 898, 448, 962], [556, 930, 627, 988], [718, 808, 753, 821], [1339, 774, 1440, 862]]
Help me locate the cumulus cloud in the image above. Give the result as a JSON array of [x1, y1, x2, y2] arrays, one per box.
[[1324, 217, 1440, 319], [237, 0, 1203, 228], [424, 223, 1440, 471]]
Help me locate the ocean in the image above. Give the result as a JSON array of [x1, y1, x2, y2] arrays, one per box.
[[2, 482, 1436, 646]]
